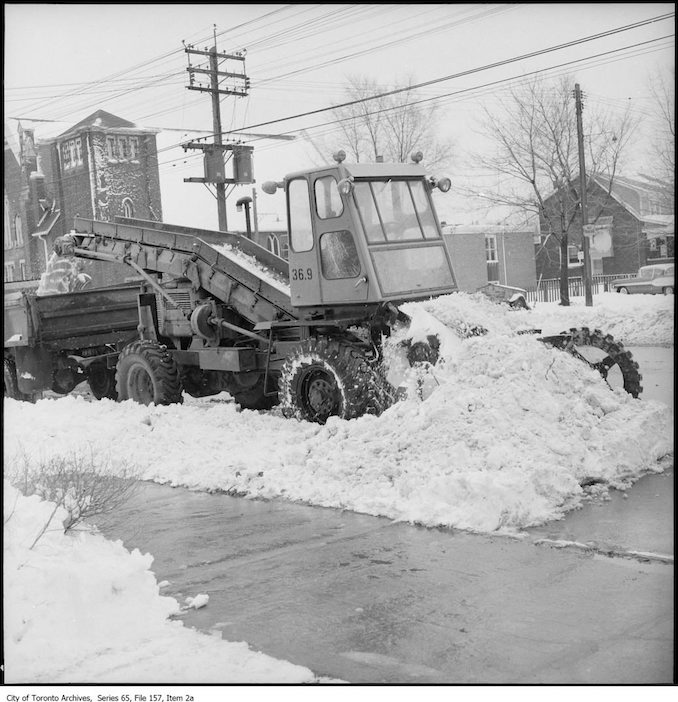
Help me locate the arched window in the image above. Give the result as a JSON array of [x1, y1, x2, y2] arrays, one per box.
[[267, 234, 281, 257], [14, 215, 24, 246], [122, 198, 134, 218]]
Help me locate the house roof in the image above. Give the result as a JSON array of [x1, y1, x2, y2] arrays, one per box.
[[590, 173, 673, 224], [31, 110, 161, 142], [444, 223, 537, 236], [63, 109, 137, 135]]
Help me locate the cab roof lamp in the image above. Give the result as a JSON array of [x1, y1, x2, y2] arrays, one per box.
[[410, 151, 424, 164], [261, 180, 282, 195], [333, 150, 347, 164]]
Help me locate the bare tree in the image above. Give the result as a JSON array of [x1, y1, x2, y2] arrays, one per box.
[[317, 75, 453, 169], [468, 75, 638, 305], [641, 66, 675, 208]]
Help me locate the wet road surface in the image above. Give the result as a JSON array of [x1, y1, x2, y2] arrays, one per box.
[[94, 346, 673, 683]]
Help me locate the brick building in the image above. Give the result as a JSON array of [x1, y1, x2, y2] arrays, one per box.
[[536, 174, 674, 280], [442, 224, 537, 292], [3, 110, 162, 288]]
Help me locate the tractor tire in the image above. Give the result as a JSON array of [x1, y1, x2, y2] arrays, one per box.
[[4, 357, 33, 401], [87, 361, 118, 400], [223, 371, 278, 411], [279, 338, 392, 423], [560, 327, 643, 398], [115, 340, 183, 406]]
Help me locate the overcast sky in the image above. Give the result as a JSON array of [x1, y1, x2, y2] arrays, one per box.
[[4, 3, 675, 231]]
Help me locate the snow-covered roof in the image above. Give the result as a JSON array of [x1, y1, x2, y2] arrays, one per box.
[[444, 223, 537, 235]]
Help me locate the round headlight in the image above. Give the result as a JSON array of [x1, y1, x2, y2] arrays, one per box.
[[261, 181, 279, 195], [338, 177, 354, 195], [437, 177, 452, 193]]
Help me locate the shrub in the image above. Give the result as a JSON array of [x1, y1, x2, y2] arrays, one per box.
[[8, 449, 139, 535]]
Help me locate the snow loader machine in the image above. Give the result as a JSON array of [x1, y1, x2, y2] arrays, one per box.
[[51, 151, 641, 422]]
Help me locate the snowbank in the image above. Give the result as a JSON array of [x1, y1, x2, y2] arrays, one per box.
[[4, 292, 672, 535], [3, 481, 326, 684], [421, 291, 675, 346]]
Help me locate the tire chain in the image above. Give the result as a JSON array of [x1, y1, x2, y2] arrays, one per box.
[[279, 338, 393, 422], [563, 326, 643, 398]]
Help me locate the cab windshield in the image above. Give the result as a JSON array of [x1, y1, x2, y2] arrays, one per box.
[[353, 179, 439, 242], [353, 178, 455, 295]]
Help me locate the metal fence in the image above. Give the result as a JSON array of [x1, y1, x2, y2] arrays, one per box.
[[525, 274, 635, 304]]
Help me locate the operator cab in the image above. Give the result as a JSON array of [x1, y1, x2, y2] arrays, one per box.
[[263, 151, 457, 308]]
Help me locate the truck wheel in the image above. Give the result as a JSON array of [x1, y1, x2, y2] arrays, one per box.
[[116, 340, 183, 406], [223, 371, 278, 411], [663, 286, 674, 295], [4, 358, 24, 400], [87, 362, 118, 400], [279, 339, 392, 423], [560, 327, 643, 398], [617, 287, 629, 294]]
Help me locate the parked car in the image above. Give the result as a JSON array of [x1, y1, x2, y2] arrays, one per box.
[[612, 263, 674, 295]]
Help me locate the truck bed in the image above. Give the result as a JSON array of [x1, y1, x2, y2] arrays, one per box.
[[4, 283, 141, 351]]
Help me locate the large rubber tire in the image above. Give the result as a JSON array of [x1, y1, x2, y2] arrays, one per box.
[[561, 327, 643, 398], [115, 340, 183, 406], [222, 371, 278, 411], [279, 338, 392, 423], [87, 361, 118, 400]]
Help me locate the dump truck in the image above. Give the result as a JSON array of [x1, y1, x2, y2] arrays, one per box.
[[4, 152, 642, 420], [4, 282, 142, 401]]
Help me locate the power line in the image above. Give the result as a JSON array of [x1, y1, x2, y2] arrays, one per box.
[[202, 12, 675, 141]]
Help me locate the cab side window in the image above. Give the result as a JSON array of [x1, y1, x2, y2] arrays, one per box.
[[320, 230, 360, 279], [288, 179, 314, 252], [314, 176, 343, 219]]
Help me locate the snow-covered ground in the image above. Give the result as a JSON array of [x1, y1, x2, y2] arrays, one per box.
[[3, 291, 673, 684]]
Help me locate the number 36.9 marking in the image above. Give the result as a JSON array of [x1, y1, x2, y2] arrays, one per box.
[[291, 268, 313, 281]]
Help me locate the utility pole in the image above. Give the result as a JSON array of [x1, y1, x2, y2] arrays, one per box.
[[574, 83, 593, 307], [183, 28, 250, 231]]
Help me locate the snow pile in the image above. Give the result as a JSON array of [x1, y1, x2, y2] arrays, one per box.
[[421, 291, 674, 346], [4, 293, 672, 535], [3, 481, 326, 684], [211, 242, 291, 296]]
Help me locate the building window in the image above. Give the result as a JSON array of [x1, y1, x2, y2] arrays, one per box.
[[560, 244, 583, 268], [267, 234, 281, 257], [107, 135, 139, 162], [4, 199, 13, 248], [122, 198, 134, 218], [14, 215, 24, 246], [106, 136, 117, 159], [118, 136, 129, 159], [19, 259, 27, 280], [485, 234, 499, 283], [4, 262, 15, 282], [61, 137, 83, 170]]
